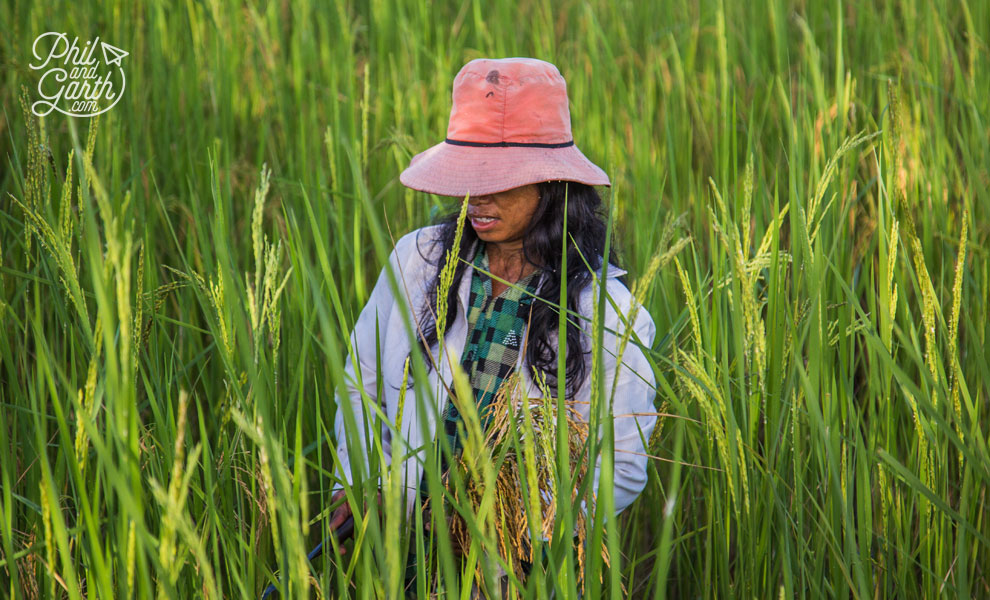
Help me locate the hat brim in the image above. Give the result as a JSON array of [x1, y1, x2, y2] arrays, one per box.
[[399, 141, 610, 197]]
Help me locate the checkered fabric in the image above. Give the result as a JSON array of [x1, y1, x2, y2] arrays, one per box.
[[418, 242, 543, 493], [407, 243, 551, 585], [443, 243, 542, 457]]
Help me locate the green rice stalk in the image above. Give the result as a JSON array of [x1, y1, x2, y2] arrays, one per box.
[[707, 178, 764, 395], [8, 186, 90, 331], [384, 355, 412, 598], [148, 443, 216, 599], [156, 389, 191, 585], [133, 240, 145, 367], [614, 213, 689, 402], [674, 256, 703, 358], [434, 194, 470, 354], [73, 319, 103, 476], [59, 148, 75, 244], [251, 163, 271, 327], [209, 262, 235, 360], [807, 131, 881, 245], [17, 90, 44, 262], [883, 220, 900, 351], [125, 519, 137, 599], [39, 478, 56, 599], [677, 349, 739, 517], [908, 231, 941, 390], [948, 205, 968, 465]]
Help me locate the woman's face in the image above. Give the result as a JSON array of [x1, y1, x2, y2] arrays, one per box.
[[466, 184, 540, 248]]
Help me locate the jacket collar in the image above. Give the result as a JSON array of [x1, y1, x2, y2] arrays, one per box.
[[602, 263, 627, 279]]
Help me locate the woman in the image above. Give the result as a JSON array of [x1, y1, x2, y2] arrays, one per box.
[[329, 57, 657, 593]]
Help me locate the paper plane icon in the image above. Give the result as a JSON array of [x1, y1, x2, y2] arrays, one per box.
[[101, 42, 128, 66]]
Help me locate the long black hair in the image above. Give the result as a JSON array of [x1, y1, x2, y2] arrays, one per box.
[[412, 181, 621, 399]]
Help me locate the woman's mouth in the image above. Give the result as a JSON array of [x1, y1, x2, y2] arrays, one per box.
[[470, 216, 499, 231]]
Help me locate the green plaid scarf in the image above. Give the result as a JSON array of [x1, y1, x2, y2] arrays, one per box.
[[408, 242, 543, 583], [419, 242, 543, 492], [443, 242, 542, 458]]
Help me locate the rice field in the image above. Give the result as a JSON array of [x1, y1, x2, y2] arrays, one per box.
[[1, 0, 988, 598]]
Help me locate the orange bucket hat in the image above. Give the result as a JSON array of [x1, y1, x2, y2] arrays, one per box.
[[399, 57, 610, 197]]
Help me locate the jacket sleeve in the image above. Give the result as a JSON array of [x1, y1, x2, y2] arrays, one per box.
[[596, 286, 658, 515], [332, 244, 404, 492]]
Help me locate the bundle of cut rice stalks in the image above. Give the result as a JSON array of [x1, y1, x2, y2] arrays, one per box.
[[436, 369, 610, 597]]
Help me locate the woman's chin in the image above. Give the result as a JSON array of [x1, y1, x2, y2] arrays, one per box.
[[472, 228, 500, 241]]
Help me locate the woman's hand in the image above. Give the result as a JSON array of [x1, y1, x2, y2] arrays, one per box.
[[327, 489, 384, 555], [327, 490, 353, 554]]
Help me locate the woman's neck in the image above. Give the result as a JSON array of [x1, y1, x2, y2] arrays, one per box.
[[484, 241, 539, 286]]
